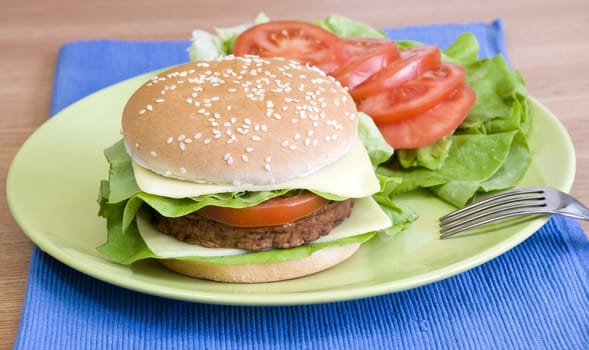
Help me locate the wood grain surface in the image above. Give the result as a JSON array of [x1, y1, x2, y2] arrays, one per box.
[[2, 0, 588, 347]]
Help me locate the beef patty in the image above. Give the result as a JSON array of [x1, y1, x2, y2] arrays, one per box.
[[151, 199, 354, 250]]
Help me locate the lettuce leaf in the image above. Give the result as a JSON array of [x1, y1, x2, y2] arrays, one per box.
[[314, 15, 388, 39], [188, 12, 270, 60], [379, 130, 530, 207]]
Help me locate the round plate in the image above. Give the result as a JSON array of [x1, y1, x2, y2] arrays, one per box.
[[7, 71, 576, 305]]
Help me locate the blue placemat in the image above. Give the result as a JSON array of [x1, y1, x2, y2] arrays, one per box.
[[14, 19, 589, 349]]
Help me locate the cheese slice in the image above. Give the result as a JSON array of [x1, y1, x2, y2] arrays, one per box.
[[137, 196, 391, 258], [132, 137, 379, 198]]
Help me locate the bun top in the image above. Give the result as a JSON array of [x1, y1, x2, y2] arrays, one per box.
[[122, 55, 358, 185]]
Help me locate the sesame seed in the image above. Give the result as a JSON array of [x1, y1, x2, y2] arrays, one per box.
[[179, 142, 186, 151], [150, 150, 157, 157], [194, 132, 202, 139], [138, 109, 146, 115], [241, 155, 249, 162], [180, 167, 187, 174], [264, 163, 272, 171], [252, 135, 262, 142], [245, 147, 254, 153]]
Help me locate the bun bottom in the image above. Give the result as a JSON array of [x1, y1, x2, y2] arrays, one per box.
[[158, 243, 361, 283]]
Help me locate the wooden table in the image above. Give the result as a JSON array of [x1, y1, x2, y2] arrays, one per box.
[[2, 0, 588, 347]]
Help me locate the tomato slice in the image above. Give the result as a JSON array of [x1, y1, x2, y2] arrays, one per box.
[[331, 38, 401, 90], [358, 63, 466, 123], [233, 20, 348, 73], [197, 191, 329, 227], [377, 85, 476, 149], [349, 45, 442, 100]]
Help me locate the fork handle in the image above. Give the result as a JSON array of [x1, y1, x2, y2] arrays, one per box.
[[559, 199, 589, 221]]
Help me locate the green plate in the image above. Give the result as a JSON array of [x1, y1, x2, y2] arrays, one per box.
[[7, 71, 576, 305]]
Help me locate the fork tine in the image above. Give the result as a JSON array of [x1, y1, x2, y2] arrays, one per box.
[[439, 208, 544, 239], [439, 187, 548, 239], [440, 192, 546, 227], [440, 187, 545, 222]]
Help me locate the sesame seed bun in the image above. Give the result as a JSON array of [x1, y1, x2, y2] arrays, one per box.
[[158, 243, 361, 283], [121, 55, 358, 185]]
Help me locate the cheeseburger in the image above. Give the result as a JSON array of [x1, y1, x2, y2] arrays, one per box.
[[97, 55, 394, 283]]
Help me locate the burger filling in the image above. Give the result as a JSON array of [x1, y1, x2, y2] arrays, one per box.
[[151, 198, 354, 250]]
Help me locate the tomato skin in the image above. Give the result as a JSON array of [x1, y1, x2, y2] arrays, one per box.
[[341, 37, 400, 58], [331, 38, 401, 90], [197, 192, 329, 227], [349, 45, 442, 100], [233, 20, 348, 73], [377, 85, 476, 149], [358, 63, 467, 123]]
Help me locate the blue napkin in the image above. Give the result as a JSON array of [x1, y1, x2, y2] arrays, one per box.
[[15, 20, 589, 349]]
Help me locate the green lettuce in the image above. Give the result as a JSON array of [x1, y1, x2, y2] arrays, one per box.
[[188, 12, 270, 61], [314, 15, 388, 39], [97, 114, 416, 265]]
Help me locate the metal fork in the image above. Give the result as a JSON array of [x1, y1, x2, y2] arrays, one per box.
[[439, 186, 589, 239]]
